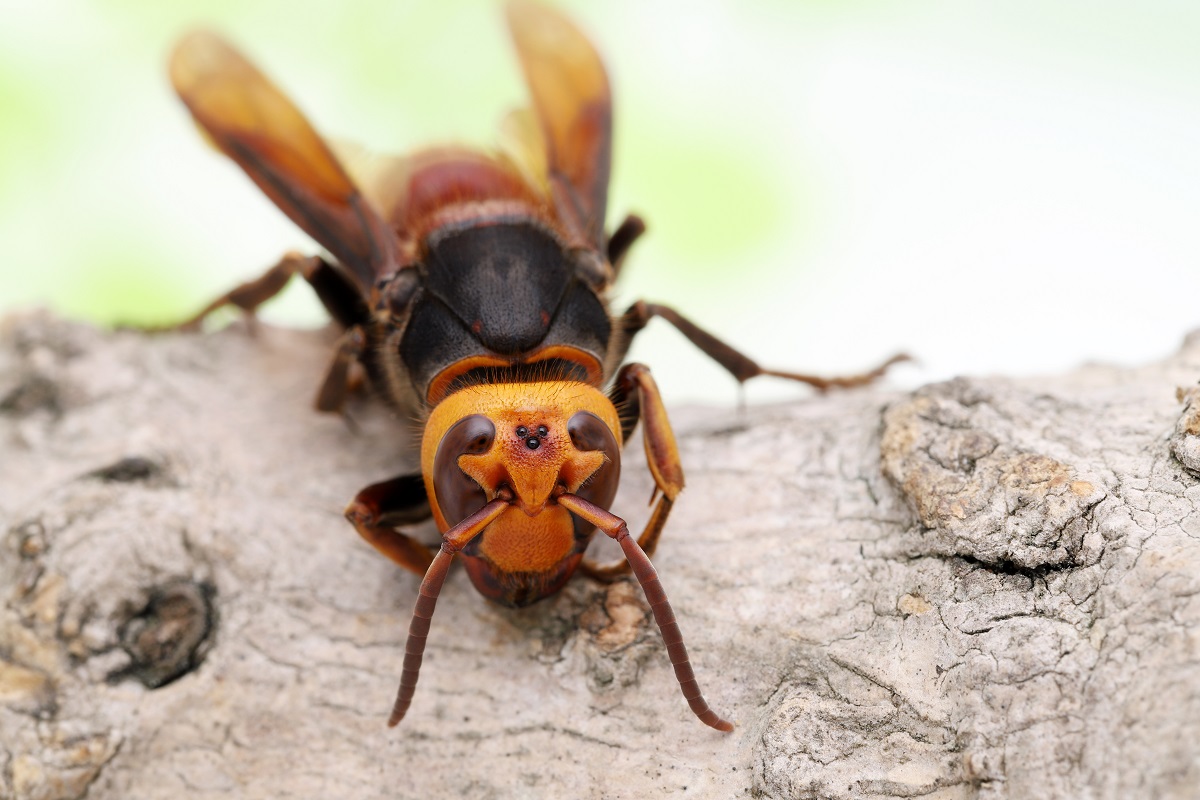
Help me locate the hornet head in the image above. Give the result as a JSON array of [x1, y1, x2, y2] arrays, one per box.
[[420, 380, 622, 606]]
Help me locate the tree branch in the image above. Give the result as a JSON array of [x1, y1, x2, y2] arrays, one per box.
[[2, 313, 1198, 799]]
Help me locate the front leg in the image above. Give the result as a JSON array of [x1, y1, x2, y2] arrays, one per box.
[[344, 473, 435, 576], [582, 362, 681, 579]]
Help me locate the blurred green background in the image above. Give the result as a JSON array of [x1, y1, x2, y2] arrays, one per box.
[[3, 0, 1200, 403]]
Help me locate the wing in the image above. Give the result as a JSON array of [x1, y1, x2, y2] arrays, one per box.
[[506, 1, 612, 251], [496, 108, 549, 197], [169, 31, 399, 289]]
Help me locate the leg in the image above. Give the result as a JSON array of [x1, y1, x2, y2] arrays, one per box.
[[583, 363, 681, 579], [558, 492, 733, 732], [314, 325, 367, 413], [344, 474, 436, 576], [612, 300, 909, 392], [606, 214, 646, 278], [159, 252, 373, 412], [164, 252, 368, 332]]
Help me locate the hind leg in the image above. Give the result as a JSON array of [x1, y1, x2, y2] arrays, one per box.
[[611, 300, 909, 392], [166, 252, 368, 332]]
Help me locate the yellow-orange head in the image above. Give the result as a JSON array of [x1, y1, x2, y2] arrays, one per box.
[[421, 380, 622, 606]]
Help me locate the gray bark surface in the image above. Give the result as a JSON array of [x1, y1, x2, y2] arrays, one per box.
[[2, 312, 1198, 799]]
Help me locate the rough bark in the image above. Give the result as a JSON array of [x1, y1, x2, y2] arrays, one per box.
[[2, 312, 1198, 799]]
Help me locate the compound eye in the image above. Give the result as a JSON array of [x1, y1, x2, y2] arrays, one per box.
[[567, 411, 621, 512], [432, 415, 495, 526]]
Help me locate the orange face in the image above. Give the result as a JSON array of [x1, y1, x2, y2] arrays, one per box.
[[421, 381, 622, 606]]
